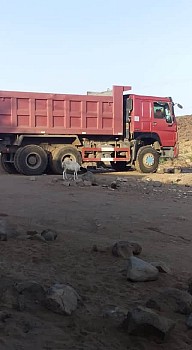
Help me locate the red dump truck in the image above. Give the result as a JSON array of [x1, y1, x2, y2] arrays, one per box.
[[0, 85, 182, 175]]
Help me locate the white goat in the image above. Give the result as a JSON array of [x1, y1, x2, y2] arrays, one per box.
[[62, 159, 81, 180]]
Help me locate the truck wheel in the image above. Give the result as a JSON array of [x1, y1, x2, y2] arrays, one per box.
[[110, 161, 127, 172], [50, 146, 82, 175], [14, 145, 48, 175], [0, 153, 18, 174], [135, 146, 159, 173]]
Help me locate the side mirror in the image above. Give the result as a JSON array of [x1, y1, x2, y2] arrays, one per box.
[[174, 102, 183, 109]]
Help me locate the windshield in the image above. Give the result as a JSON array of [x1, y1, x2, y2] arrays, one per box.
[[153, 102, 173, 123]]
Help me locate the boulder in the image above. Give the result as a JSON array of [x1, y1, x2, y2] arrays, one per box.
[[127, 257, 159, 282], [45, 283, 81, 315], [146, 288, 192, 315], [112, 241, 142, 259], [123, 306, 175, 341]]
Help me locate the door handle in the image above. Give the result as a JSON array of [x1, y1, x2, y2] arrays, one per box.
[[152, 122, 157, 126]]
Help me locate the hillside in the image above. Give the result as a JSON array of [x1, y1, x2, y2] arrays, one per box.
[[177, 115, 192, 164]]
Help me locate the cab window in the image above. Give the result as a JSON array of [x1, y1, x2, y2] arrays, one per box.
[[153, 102, 172, 123]]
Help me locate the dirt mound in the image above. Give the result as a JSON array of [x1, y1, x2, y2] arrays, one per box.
[[176, 115, 192, 166]]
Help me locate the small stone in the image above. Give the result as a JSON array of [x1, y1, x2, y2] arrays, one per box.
[[92, 244, 98, 252], [153, 181, 162, 188], [164, 168, 174, 174], [186, 313, 192, 329], [51, 178, 59, 183], [103, 306, 126, 324], [27, 230, 38, 236], [123, 306, 175, 341], [41, 229, 57, 241], [127, 257, 159, 282], [111, 181, 118, 189], [62, 181, 70, 187], [150, 261, 171, 274], [112, 241, 142, 259], [174, 167, 182, 174], [27, 234, 46, 242], [75, 178, 83, 185], [29, 176, 36, 181], [83, 180, 92, 186], [157, 167, 165, 174], [45, 283, 81, 315], [117, 177, 128, 182]]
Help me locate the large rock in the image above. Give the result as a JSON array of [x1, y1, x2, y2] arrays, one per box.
[[127, 257, 159, 282], [112, 241, 142, 259], [123, 306, 175, 341], [45, 283, 81, 315], [146, 288, 192, 315]]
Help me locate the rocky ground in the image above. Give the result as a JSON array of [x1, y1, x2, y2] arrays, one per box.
[[0, 115, 192, 350]]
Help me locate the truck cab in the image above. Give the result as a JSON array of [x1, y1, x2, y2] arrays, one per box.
[[125, 93, 179, 159]]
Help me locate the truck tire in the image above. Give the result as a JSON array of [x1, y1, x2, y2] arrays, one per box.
[[135, 146, 159, 173], [50, 146, 82, 175], [110, 161, 127, 172], [14, 145, 48, 175], [0, 153, 18, 174]]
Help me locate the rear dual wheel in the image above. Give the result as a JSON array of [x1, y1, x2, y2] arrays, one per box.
[[14, 145, 48, 175], [50, 146, 82, 175]]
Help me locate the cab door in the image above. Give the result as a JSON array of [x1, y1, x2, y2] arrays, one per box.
[[151, 102, 176, 147]]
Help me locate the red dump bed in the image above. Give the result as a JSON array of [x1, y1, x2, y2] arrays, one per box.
[[0, 85, 131, 136]]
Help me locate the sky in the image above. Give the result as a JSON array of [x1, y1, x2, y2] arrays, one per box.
[[0, 0, 192, 116]]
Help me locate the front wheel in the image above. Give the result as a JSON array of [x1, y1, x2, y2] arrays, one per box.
[[135, 146, 159, 173]]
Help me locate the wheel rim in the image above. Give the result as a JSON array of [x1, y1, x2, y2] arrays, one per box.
[[25, 153, 42, 169], [143, 153, 155, 168]]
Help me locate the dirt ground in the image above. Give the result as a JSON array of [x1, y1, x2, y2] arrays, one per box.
[[1, 166, 192, 350]]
